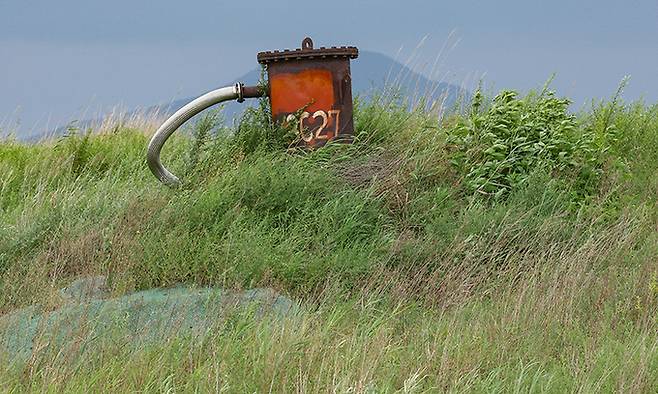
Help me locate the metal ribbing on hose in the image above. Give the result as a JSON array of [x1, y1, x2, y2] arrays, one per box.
[[147, 85, 239, 187]]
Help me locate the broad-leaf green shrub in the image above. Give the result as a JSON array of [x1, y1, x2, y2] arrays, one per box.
[[447, 90, 605, 198]]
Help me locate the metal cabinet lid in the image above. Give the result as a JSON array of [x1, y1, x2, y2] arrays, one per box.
[[257, 37, 358, 64]]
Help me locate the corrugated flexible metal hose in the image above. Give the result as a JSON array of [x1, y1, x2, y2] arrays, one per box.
[[147, 84, 241, 187]]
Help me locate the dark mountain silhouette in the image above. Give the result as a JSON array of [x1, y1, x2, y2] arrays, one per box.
[[40, 51, 468, 141], [153, 51, 468, 122]]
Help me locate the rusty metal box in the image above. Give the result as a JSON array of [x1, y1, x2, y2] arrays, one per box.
[[257, 37, 358, 147]]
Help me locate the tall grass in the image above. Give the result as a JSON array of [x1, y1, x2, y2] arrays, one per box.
[[0, 86, 656, 392]]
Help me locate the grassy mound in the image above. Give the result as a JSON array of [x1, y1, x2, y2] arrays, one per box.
[[1, 89, 657, 392]]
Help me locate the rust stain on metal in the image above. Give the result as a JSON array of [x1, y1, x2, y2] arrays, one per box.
[[258, 37, 358, 147], [241, 84, 267, 100], [270, 69, 334, 114]]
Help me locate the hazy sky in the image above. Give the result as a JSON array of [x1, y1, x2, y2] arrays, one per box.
[[2, 0, 657, 135]]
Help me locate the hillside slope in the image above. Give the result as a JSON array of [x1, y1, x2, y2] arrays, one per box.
[[0, 88, 656, 392]]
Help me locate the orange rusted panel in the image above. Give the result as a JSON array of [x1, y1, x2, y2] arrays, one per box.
[[269, 69, 335, 114]]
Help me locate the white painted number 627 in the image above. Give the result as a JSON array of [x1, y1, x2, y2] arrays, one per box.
[[286, 109, 341, 142]]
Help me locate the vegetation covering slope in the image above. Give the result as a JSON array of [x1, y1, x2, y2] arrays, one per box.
[[0, 86, 657, 392]]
